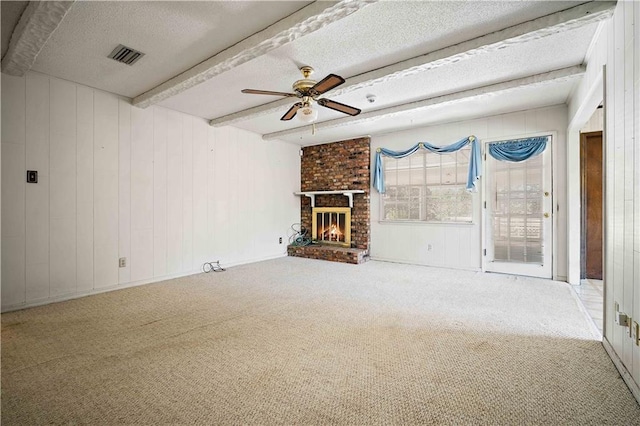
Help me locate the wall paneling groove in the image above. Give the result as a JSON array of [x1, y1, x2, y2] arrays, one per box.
[[1, 71, 300, 312]]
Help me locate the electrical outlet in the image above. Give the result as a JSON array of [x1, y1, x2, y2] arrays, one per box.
[[614, 302, 632, 328], [119, 257, 126, 268], [279, 237, 283, 244]]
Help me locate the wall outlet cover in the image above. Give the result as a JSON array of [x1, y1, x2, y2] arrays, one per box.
[[27, 170, 38, 183], [617, 312, 630, 327]]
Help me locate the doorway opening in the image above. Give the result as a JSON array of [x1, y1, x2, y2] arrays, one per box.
[[574, 106, 604, 334]]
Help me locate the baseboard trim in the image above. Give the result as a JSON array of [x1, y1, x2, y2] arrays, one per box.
[[220, 253, 287, 269], [1, 253, 287, 313], [369, 256, 481, 272], [602, 337, 640, 404]]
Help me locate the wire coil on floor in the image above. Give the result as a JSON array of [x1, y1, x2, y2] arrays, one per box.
[[203, 260, 225, 273], [288, 223, 311, 246]]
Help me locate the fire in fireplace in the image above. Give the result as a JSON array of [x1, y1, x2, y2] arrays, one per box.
[[312, 207, 351, 247]]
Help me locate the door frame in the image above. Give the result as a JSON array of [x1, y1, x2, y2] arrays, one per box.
[[481, 131, 557, 279]]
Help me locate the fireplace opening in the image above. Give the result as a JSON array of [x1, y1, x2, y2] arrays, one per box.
[[312, 207, 351, 247]]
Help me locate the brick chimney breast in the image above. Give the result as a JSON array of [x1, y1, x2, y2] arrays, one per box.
[[291, 137, 371, 263]]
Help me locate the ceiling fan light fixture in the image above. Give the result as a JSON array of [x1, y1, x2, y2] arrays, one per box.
[[298, 104, 318, 123]]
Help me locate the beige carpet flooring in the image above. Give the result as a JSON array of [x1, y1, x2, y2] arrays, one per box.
[[2, 257, 639, 425]]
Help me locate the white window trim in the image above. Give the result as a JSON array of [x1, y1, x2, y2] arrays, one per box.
[[379, 147, 473, 224]]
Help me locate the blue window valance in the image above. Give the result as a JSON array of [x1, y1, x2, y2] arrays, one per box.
[[487, 136, 548, 162], [373, 135, 482, 193]]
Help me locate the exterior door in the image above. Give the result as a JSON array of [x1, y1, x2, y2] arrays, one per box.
[[580, 131, 603, 279], [483, 137, 553, 278]]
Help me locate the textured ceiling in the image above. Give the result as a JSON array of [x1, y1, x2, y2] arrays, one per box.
[[1, 1, 29, 59], [232, 23, 597, 137], [158, 0, 590, 119], [269, 78, 578, 146], [13, 0, 608, 145], [31, 1, 311, 97]]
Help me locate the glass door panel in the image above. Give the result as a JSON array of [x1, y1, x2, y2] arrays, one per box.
[[484, 138, 552, 278]]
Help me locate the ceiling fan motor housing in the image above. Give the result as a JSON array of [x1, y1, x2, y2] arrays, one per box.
[[293, 66, 316, 96], [293, 78, 317, 95]]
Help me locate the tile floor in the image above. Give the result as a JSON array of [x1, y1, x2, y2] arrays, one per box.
[[572, 279, 604, 335]]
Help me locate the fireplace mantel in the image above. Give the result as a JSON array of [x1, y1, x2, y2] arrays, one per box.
[[294, 190, 365, 208]]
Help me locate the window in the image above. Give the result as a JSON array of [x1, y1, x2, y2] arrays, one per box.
[[381, 148, 472, 223]]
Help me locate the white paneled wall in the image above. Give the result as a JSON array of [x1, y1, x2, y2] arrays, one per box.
[[25, 73, 49, 301], [2, 74, 25, 307], [1, 71, 300, 312], [167, 110, 183, 275], [192, 113, 208, 268], [130, 105, 154, 282], [77, 86, 94, 292], [94, 91, 119, 289], [118, 99, 131, 284], [370, 105, 568, 277], [181, 113, 194, 273], [602, 1, 639, 392], [49, 78, 77, 297], [567, 0, 639, 398], [153, 106, 168, 278]]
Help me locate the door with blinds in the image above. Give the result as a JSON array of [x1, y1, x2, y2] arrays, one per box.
[[483, 136, 553, 279]]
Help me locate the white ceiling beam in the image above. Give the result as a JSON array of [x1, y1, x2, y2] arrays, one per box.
[[262, 65, 586, 140], [132, 0, 376, 109], [1, 1, 75, 76], [211, 1, 614, 127]]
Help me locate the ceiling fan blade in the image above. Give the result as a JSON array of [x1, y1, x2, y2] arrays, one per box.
[[281, 102, 303, 121], [242, 89, 298, 97], [317, 98, 361, 116], [310, 74, 345, 96]]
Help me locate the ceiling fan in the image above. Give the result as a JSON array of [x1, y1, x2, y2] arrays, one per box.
[[241, 66, 361, 122]]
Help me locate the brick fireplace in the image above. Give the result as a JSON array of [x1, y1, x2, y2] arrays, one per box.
[[287, 137, 370, 264]]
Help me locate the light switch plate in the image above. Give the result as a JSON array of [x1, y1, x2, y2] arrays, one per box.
[[26, 170, 38, 183]]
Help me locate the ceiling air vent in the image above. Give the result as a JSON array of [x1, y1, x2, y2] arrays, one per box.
[[108, 44, 145, 66]]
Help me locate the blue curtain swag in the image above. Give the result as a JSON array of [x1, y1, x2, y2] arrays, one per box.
[[487, 136, 548, 162], [373, 135, 481, 194]]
